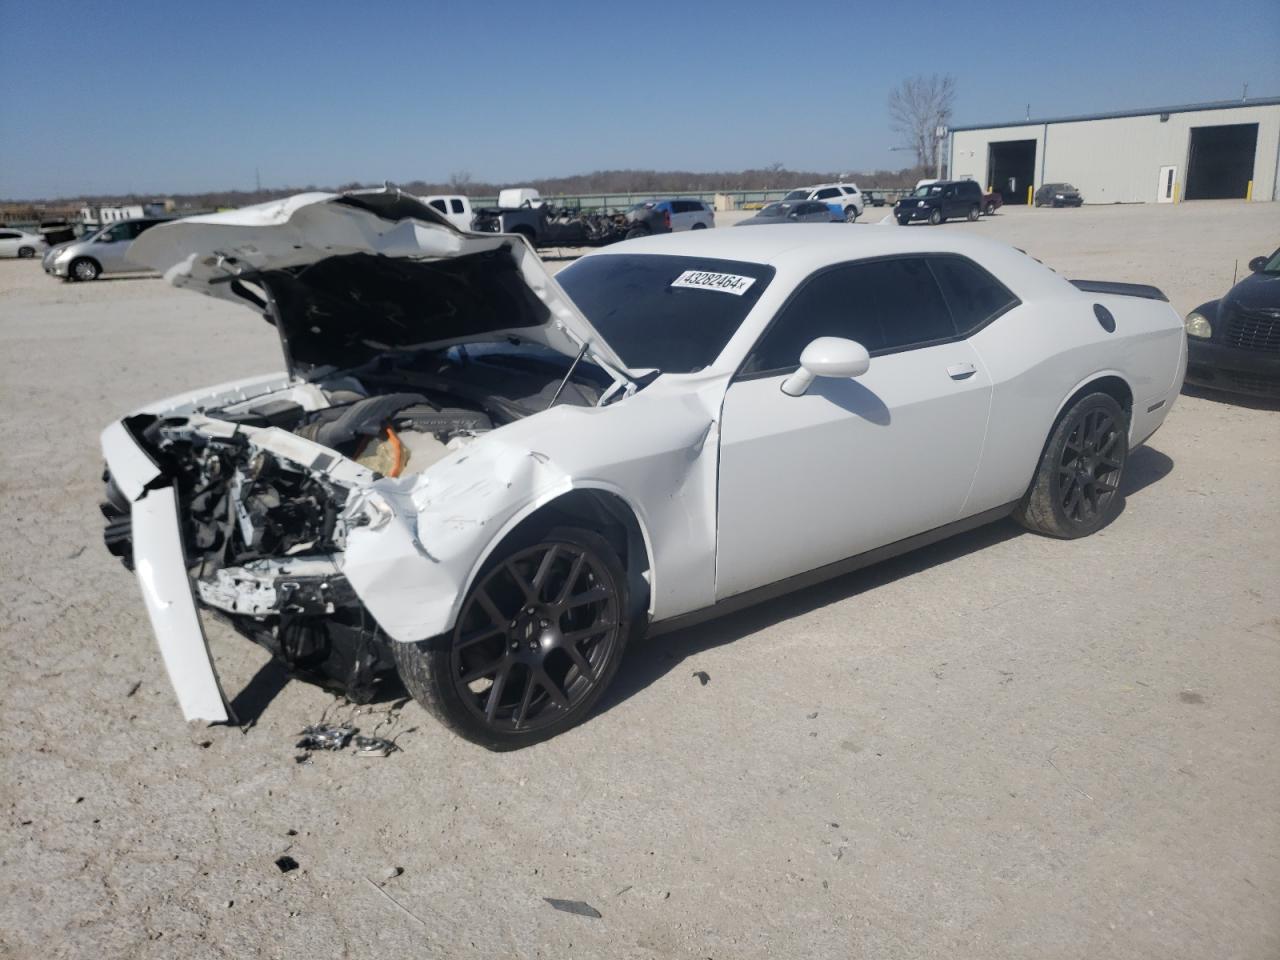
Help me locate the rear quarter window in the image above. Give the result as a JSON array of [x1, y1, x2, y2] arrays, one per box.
[[928, 256, 1019, 333]]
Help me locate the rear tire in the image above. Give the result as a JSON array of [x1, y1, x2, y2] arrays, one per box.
[[691, 222, 708, 230], [624, 226, 650, 240], [928, 208, 943, 226], [17, 246, 35, 258], [984, 201, 996, 216], [1015, 392, 1128, 539], [392, 524, 632, 750], [844, 206, 859, 223]]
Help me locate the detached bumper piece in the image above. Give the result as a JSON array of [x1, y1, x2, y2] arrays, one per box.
[[131, 484, 231, 724]]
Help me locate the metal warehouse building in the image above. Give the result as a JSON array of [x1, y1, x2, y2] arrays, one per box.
[[949, 96, 1280, 205]]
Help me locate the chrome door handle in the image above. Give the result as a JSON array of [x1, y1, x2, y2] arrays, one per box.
[[947, 362, 977, 380]]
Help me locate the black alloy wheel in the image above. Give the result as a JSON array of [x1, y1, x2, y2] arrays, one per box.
[[1015, 392, 1129, 538], [392, 526, 631, 749], [967, 205, 980, 221], [1054, 407, 1124, 526]]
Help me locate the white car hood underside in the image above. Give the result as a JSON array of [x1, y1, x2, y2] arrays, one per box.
[[127, 188, 633, 377]]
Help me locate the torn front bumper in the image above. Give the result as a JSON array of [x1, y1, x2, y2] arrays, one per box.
[[101, 420, 230, 723]]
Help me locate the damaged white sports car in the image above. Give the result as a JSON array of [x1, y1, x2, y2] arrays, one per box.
[[102, 189, 1186, 749]]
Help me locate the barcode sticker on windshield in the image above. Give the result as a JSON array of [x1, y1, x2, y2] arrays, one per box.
[[670, 270, 756, 296]]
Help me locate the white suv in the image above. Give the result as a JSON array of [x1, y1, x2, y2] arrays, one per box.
[[782, 183, 864, 221]]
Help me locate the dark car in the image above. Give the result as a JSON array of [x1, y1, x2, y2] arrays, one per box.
[[863, 190, 888, 207], [1034, 183, 1083, 207], [894, 180, 983, 226], [735, 200, 841, 226], [1184, 248, 1280, 398]]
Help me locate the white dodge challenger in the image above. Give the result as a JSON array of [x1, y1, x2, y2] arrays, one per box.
[[101, 189, 1186, 749]]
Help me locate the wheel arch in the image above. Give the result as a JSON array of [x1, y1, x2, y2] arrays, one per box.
[[453, 482, 656, 630], [1051, 371, 1134, 436]]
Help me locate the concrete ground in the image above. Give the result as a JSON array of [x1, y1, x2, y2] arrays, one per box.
[[1, 200, 1277, 959]]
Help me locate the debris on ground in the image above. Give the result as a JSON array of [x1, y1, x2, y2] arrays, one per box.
[[543, 898, 602, 919], [353, 735, 398, 758], [692, 671, 710, 686], [296, 723, 355, 752], [382, 865, 403, 881], [275, 856, 299, 873]]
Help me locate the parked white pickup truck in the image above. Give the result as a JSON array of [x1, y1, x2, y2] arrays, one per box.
[[419, 194, 474, 231]]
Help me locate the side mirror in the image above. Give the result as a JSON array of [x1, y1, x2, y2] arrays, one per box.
[[1248, 256, 1268, 273], [780, 337, 871, 397]]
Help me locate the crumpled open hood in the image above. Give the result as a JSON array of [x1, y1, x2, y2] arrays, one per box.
[[129, 188, 633, 379]]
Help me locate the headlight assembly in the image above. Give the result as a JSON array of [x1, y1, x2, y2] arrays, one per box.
[[1184, 312, 1212, 339]]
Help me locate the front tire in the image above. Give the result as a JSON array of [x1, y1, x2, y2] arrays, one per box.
[[1015, 392, 1128, 539], [928, 208, 943, 225], [984, 201, 996, 216], [392, 525, 632, 750], [896, 216, 910, 226], [70, 257, 101, 281], [967, 205, 980, 221], [624, 226, 650, 240]]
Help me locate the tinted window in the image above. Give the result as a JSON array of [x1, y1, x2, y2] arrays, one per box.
[[134, 220, 161, 236], [670, 200, 691, 213], [428, 199, 446, 213], [0, 231, 18, 239], [556, 254, 775, 373], [958, 181, 981, 197], [450, 199, 465, 214], [744, 258, 956, 374], [929, 256, 1018, 333], [815, 187, 841, 199], [783, 190, 808, 201]]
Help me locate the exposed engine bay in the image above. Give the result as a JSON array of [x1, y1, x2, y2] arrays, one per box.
[[103, 341, 615, 701]]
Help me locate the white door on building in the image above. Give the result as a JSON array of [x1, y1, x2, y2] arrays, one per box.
[[1157, 166, 1177, 203]]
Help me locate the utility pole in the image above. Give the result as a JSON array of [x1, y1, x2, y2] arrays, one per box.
[[935, 125, 947, 180], [1241, 82, 1249, 101], [255, 167, 261, 193]]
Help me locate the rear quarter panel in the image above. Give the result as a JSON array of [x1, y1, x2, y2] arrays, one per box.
[[964, 293, 1185, 514]]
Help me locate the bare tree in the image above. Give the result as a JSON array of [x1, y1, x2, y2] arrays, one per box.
[[447, 170, 473, 192], [888, 74, 957, 171]]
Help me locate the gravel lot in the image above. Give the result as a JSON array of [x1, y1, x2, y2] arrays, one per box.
[[2, 200, 1277, 959]]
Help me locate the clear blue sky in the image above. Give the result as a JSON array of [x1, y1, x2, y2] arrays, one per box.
[[2, 0, 1277, 199]]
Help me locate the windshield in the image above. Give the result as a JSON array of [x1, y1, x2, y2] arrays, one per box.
[[556, 254, 776, 373], [783, 190, 808, 201], [757, 202, 788, 217], [1260, 248, 1280, 273], [912, 185, 943, 198]]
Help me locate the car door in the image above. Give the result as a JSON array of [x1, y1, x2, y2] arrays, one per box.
[[92, 222, 135, 272], [715, 256, 993, 600], [0, 231, 19, 257]]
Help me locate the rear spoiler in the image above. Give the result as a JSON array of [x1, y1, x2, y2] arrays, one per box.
[[1069, 279, 1168, 302]]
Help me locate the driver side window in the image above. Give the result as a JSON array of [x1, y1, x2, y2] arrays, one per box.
[[741, 258, 957, 375]]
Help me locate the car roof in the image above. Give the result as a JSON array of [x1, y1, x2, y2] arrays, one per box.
[[582, 223, 1071, 298]]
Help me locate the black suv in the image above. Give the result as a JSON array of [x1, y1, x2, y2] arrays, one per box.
[[1184, 247, 1280, 398], [894, 180, 982, 226]]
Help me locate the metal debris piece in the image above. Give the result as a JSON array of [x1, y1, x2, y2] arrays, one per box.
[[382, 865, 403, 880], [543, 898, 602, 919], [295, 723, 355, 752], [692, 671, 710, 686], [275, 856, 299, 873], [353, 735, 399, 758]]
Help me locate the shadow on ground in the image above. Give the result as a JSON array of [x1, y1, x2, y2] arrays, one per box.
[[1181, 383, 1280, 412], [596, 443, 1175, 718]]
